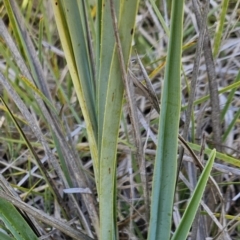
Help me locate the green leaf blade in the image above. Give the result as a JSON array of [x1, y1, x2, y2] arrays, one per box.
[[0, 199, 38, 240], [98, 1, 140, 239], [172, 149, 216, 240], [148, 1, 185, 239]]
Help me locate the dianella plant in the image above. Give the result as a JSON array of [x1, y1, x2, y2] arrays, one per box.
[[51, 0, 140, 239], [2, 0, 235, 239]]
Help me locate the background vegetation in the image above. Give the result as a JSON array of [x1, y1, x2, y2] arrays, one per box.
[[0, 0, 239, 239]]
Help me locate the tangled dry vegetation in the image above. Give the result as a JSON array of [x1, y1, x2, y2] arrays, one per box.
[[0, 0, 240, 239]]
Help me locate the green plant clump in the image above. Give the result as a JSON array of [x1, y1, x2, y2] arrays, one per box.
[[0, 0, 238, 239]]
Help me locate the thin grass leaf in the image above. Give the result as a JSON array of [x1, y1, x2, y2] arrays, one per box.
[[148, 0, 169, 36], [181, 80, 240, 111], [38, 17, 43, 64], [222, 108, 240, 142], [172, 149, 216, 240], [213, 0, 230, 58], [19, 75, 58, 115], [187, 142, 240, 168], [220, 69, 240, 121]]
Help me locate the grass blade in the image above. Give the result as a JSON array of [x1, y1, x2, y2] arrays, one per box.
[[187, 142, 240, 168], [172, 149, 216, 240], [213, 0, 230, 58]]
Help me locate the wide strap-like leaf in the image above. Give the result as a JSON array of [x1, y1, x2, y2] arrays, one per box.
[[148, 1, 185, 239], [97, 1, 139, 239]]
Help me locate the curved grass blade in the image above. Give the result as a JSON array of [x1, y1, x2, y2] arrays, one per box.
[[172, 149, 216, 240], [148, 1, 184, 239]]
